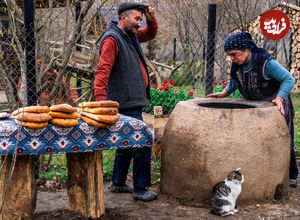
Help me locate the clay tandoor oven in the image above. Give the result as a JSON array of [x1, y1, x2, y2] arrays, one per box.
[[161, 98, 290, 205]]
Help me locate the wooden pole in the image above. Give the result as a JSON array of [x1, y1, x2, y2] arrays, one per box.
[[0, 155, 37, 220], [67, 152, 105, 218], [63, 0, 71, 59]]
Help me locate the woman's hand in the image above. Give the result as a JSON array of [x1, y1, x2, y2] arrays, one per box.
[[272, 96, 285, 115], [206, 90, 229, 98]]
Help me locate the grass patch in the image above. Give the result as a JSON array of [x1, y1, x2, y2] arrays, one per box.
[[39, 154, 67, 182], [39, 150, 161, 183], [102, 150, 161, 183], [0, 106, 7, 111], [102, 150, 116, 181], [151, 158, 161, 183], [291, 94, 300, 156]]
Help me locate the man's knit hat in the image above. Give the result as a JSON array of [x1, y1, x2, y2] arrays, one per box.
[[118, 2, 147, 16]]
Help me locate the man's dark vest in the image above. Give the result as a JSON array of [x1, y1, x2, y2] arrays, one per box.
[[99, 21, 151, 112], [230, 48, 280, 100]]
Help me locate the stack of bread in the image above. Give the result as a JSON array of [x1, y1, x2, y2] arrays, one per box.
[[12, 106, 51, 129], [49, 104, 80, 127], [79, 101, 120, 127]]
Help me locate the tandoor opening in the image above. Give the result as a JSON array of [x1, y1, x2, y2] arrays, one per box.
[[198, 102, 257, 109]]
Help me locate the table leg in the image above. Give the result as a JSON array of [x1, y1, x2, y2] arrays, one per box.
[[67, 151, 105, 218], [0, 155, 37, 220]]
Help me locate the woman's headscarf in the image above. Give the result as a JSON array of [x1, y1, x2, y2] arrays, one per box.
[[224, 32, 257, 51]]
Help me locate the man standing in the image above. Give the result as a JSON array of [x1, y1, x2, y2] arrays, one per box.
[[94, 2, 158, 201]]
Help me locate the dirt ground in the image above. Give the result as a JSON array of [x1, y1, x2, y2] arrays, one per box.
[[33, 158, 300, 220]]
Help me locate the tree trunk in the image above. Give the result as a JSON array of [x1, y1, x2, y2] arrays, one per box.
[[67, 152, 105, 218], [0, 155, 37, 220]]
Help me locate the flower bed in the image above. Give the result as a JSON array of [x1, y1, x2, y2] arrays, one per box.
[[143, 80, 194, 115]]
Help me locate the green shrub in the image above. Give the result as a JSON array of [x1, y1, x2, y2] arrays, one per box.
[[172, 44, 203, 87], [213, 80, 243, 99], [292, 95, 300, 155], [144, 80, 194, 115]]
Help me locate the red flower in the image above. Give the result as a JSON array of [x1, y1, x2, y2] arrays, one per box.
[[163, 85, 170, 91], [222, 85, 227, 89], [213, 81, 218, 85], [162, 83, 167, 87], [152, 85, 158, 89], [188, 90, 194, 96], [164, 80, 167, 83], [169, 80, 175, 85], [221, 80, 225, 83], [159, 87, 163, 90]]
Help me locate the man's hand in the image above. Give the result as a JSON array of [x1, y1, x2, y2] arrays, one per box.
[[144, 6, 155, 22], [272, 96, 285, 115], [206, 90, 229, 98]]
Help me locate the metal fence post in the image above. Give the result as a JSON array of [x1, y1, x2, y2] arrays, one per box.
[[205, 3, 217, 96], [23, 0, 37, 106]]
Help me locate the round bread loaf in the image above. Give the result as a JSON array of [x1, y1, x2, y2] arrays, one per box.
[[15, 112, 52, 122], [49, 111, 80, 119], [12, 106, 50, 116], [12, 108, 24, 116], [82, 107, 118, 115], [50, 118, 78, 127], [50, 104, 76, 113], [81, 116, 111, 128], [75, 107, 82, 113], [79, 101, 119, 108], [14, 119, 48, 129], [81, 112, 120, 124]]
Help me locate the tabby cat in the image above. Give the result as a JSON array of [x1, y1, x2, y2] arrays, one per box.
[[210, 168, 244, 216]]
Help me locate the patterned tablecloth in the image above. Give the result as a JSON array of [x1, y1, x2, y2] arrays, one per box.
[[0, 114, 154, 155]]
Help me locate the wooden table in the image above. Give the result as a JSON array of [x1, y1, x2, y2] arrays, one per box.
[[0, 115, 154, 219]]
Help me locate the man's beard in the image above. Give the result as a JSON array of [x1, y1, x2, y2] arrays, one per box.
[[125, 24, 140, 35]]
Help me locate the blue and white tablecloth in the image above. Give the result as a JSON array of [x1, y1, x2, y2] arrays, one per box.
[[0, 114, 154, 155]]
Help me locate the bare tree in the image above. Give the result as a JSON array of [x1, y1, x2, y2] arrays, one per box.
[[149, 0, 292, 82], [0, 0, 114, 108]]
